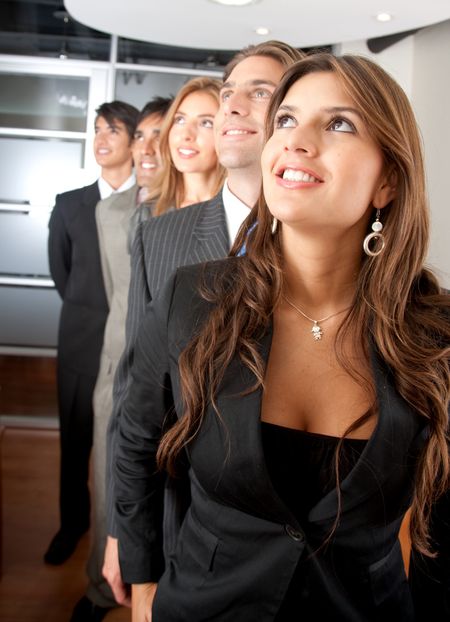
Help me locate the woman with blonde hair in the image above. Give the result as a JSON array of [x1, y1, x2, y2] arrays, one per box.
[[115, 53, 449, 621], [149, 76, 225, 215]]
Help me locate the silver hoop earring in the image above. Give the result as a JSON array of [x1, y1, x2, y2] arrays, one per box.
[[363, 209, 385, 257], [271, 217, 278, 234]]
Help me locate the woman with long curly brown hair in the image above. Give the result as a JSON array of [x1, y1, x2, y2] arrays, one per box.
[[148, 76, 225, 215], [114, 53, 449, 621]]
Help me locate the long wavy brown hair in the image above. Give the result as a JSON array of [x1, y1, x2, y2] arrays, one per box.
[[149, 76, 225, 215], [157, 53, 450, 556]]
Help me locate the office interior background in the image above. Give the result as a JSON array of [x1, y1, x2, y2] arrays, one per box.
[[0, 2, 449, 620], [0, 0, 449, 353]]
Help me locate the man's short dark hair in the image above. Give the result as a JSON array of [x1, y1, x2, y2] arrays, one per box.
[[95, 100, 139, 140], [137, 96, 173, 126]]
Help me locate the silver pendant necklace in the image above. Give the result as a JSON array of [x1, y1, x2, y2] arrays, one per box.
[[283, 294, 351, 341]]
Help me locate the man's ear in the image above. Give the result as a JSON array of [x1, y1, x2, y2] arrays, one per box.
[[373, 169, 397, 210]]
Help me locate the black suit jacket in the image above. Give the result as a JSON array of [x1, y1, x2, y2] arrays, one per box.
[[48, 181, 109, 376], [107, 191, 229, 535], [114, 258, 450, 621]]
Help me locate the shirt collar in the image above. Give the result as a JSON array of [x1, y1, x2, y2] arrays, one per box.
[[222, 179, 252, 247], [98, 173, 136, 200]]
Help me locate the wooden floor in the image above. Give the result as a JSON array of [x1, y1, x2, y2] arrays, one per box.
[[0, 356, 58, 417], [0, 356, 412, 620], [0, 355, 130, 622], [0, 427, 130, 622]]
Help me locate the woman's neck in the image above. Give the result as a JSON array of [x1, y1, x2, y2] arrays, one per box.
[[179, 171, 218, 208], [281, 226, 362, 314]]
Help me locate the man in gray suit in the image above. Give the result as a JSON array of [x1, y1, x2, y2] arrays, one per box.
[[105, 41, 304, 606], [70, 97, 172, 622], [46, 100, 138, 567]]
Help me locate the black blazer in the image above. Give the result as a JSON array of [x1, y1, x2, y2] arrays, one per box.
[[48, 181, 109, 376], [106, 191, 229, 535], [115, 258, 449, 621]]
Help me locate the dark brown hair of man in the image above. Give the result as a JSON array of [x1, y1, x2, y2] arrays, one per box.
[[95, 100, 139, 142]]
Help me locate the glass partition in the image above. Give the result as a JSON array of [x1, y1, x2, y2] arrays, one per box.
[[0, 135, 85, 206], [0, 73, 90, 132], [115, 70, 199, 110]]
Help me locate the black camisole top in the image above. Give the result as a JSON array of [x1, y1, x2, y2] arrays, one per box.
[[261, 421, 367, 523], [260, 421, 368, 619]]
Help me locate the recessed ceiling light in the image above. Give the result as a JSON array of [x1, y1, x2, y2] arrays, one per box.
[[376, 12, 393, 22], [209, 0, 260, 6], [255, 26, 270, 35]]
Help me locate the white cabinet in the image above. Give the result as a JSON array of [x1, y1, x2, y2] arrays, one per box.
[[0, 59, 108, 350]]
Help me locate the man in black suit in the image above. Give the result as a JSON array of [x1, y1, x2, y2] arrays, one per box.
[[46, 100, 139, 568], [103, 41, 304, 608]]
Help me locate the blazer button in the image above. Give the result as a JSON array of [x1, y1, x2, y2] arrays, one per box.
[[285, 524, 304, 542]]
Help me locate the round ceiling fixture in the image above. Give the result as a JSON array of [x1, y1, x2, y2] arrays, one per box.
[[376, 12, 393, 22], [255, 26, 270, 35], [209, 0, 260, 6]]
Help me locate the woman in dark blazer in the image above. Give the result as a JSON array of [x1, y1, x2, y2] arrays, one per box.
[[114, 54, 450, 621]]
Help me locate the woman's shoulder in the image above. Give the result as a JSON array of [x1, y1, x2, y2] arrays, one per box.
[[172, 257, 240, 308], [159, 258, 241, 343], [176, 256, 240, 281], [409, 275, 450, 343]]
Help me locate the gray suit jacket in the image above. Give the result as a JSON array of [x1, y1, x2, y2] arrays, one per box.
[[106, 190, 229, 537], [96, 185, 140, 364], [91, 185, 149, 605]]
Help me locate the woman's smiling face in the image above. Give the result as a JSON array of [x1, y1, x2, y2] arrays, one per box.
[[261, 71, 395, 236], [168, 90, 219, 175]]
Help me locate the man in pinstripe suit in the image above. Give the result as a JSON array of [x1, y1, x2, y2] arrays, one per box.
[[104, 41, 305, 605]]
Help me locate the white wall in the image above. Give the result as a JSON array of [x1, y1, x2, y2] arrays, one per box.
[[412, 20, 450, 288], [335, 24, 450, 288], [335, 34, 414, 97]]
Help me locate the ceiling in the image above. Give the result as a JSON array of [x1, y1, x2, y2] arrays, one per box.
[[0, 0, 111, 60], [0, 0, 236, 65], [2, 0, 450, 66], [64, 0, 450, 51]]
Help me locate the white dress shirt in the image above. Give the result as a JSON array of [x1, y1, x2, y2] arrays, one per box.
[[98, 173, 136, 200], [222, 179, 252, 248]]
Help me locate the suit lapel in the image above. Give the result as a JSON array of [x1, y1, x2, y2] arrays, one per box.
[[82, 180, 101, 207], [195, 318, 425, 528], [117, 186, 140, 233], [192, 321, 297, 525], [308, 349, 425, 524], [189, 191, 230, 262]]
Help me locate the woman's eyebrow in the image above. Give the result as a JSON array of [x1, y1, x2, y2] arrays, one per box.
[[276, 104, 296, 113], [276, 104, 362, 118], [323, 105, 362, 118]]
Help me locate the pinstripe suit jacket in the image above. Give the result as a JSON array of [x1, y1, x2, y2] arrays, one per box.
[[106, 190, 229, 537]]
